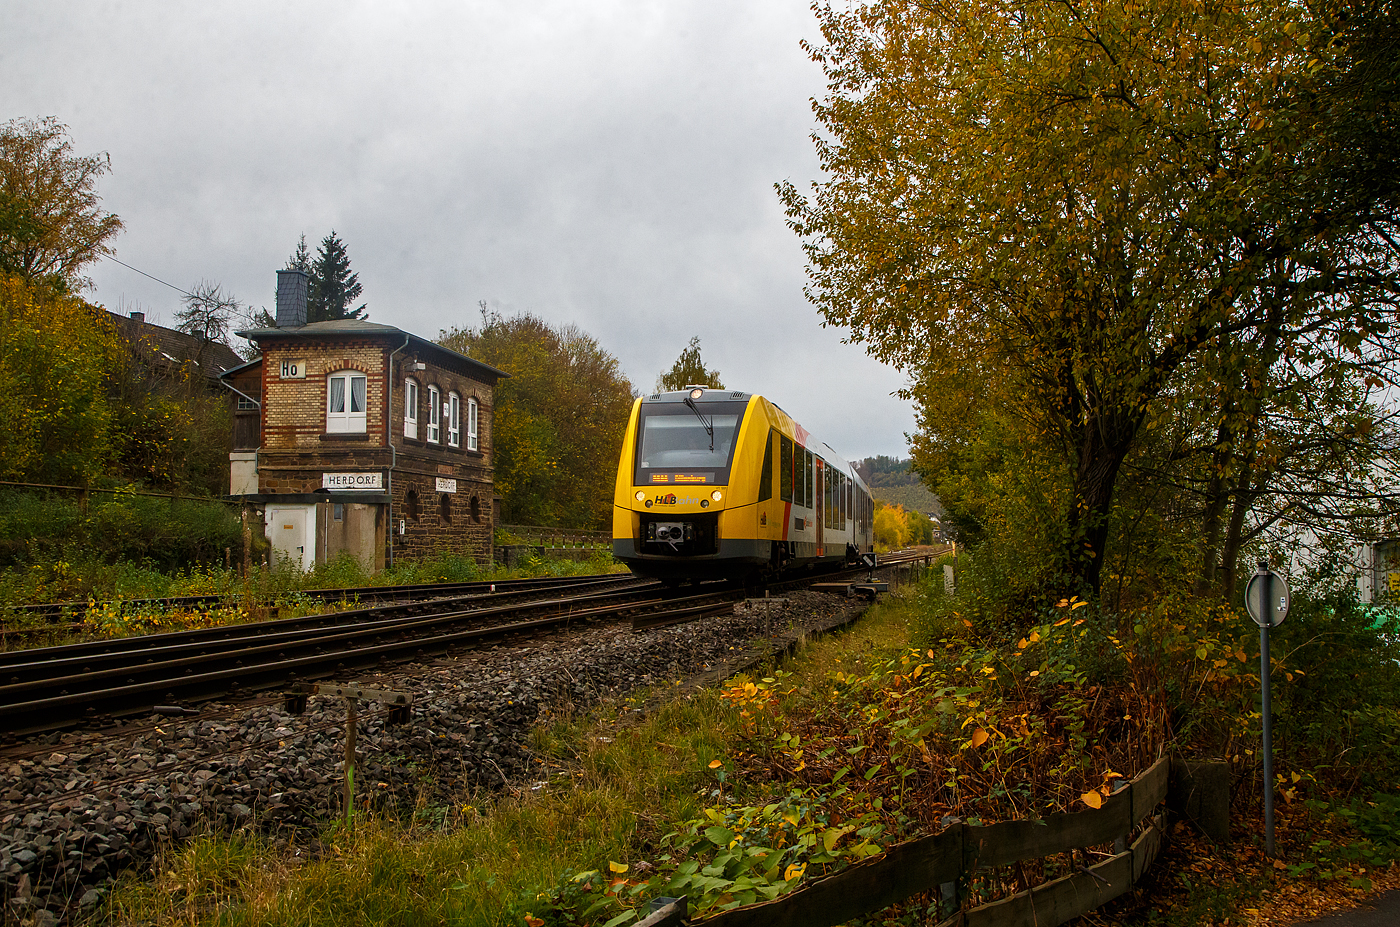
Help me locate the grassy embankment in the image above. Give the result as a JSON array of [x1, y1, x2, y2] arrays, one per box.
[[97, 555, 1400, 926], [0, 487, 622, 646]]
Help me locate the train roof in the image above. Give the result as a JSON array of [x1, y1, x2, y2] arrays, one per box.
[[642, 387, 752, 403]]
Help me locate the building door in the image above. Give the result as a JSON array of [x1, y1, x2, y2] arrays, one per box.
[[265, 504, 316, 572]]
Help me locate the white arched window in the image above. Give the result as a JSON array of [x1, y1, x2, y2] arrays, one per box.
[[427, 385, 440, 443], [448, 391, 461, 447], [404, 378, 419, 440], [467, 397, 479, 451], [327, 370, 367, 433]]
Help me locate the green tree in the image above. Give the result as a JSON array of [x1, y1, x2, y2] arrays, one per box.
[[306, 231, 366, 323], [0, 117, 123, 291], [783, 0, 1400, 597], [440, 308, 637, 528], [656, 336, 724, 392]]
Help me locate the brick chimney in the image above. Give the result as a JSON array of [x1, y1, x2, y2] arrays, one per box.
[[275, 269, 309, 328], [129, 311, 145, 322]]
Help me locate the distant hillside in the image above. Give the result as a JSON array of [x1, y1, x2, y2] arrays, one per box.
[[855, 456, 942, 516]]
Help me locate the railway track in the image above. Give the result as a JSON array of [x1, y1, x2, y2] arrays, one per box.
[[0, 570, 624, 623], [0, 551, 942, 739]]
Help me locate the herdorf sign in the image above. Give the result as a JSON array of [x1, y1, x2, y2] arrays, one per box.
[[322, 472, 383, 491], [279, 359, 306, 379]]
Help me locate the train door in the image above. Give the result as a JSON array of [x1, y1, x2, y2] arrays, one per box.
[[815, 458, 824, 556]]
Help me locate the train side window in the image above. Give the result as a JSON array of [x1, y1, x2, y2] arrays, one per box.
[[759, 431, 774, 502], [823, 467, 834, 526], [780, 435, 793, 502], [821, 467, 827, 527], [804, 450, 814, 509], [800, 448, 812, 509]]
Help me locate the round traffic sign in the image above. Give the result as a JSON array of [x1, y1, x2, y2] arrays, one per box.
[[1245, 568, 1290, 628]]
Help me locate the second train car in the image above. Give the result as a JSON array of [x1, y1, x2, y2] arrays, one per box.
[[611, 386, 874, 581]]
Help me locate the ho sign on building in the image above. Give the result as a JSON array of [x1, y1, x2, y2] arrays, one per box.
[[322, 472, 384, 491]]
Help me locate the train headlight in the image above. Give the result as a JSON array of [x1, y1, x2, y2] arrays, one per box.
[[711, 490, 723, 502], [634, 490, 646, 502], [689, 387, 704, 400]]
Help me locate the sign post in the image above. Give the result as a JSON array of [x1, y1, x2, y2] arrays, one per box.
[[1244, 560, 1290, 857]]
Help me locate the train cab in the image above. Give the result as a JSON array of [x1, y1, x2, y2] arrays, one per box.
[[611, 387, 874, 582]]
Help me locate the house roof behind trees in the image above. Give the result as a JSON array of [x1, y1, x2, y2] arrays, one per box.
[[110, 311, 244, 382]]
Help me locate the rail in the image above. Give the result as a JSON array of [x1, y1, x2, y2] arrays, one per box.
[[641, 756, 1169, 927]]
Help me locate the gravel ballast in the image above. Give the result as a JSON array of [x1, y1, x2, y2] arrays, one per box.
[[0, 588, 873, 924]]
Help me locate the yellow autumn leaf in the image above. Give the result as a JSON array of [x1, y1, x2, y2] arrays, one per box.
[[608, 861, 628, 874], [708, 759, 723, 769], [970, 727, 989, 748], [1071, 600, 1088, 610], [823, 826, 853, 852], [784, 862, 807, 881], [1081, 790, 1103, 809]]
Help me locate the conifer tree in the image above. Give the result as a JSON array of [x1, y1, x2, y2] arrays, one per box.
[[305, 231, 366, 322], [285, 234, 310, 273]]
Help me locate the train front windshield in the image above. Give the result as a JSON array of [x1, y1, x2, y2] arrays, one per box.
[[634, 401, 746, 486]]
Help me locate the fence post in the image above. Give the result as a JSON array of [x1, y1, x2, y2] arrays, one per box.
[[941, 817, 964, 920], [344, 698, 358, 826], [1168, 759, 1231, 844], [1112, 778, 1131, 854]]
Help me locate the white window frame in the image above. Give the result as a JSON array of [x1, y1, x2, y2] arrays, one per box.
[[404, 378, 419, 440], [448, 391, 461, 448], [467, 397, 479, 451], [427, 385, 440, 443], [326, 370, 367, 434]]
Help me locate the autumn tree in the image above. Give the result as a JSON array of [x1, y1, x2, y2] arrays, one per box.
[[0, 275, 123, 484], [440, 308, 637, 528], [0, 117, 123, 291], [784, 0, 1400, 597], [656, 336, 724, 392]]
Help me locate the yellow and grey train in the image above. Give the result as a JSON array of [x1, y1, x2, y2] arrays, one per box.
[[611, 387, 875, 581]]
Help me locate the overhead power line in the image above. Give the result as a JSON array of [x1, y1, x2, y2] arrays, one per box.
[[101, 254, 193, 299]]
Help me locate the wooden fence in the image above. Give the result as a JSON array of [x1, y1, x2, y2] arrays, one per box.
[[640, 756, 1169, 927], [498, 525, 611, 549]]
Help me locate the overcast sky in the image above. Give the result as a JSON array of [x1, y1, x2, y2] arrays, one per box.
[[3, 0, 915, 460]]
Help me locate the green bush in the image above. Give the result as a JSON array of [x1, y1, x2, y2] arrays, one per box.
[[380, 551, 481, 585], [1270, 586, 1400, 792], [0, 488, 243, 602]]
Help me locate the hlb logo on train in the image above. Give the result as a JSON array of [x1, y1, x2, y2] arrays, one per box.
[[645, 493, 698, 508]]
